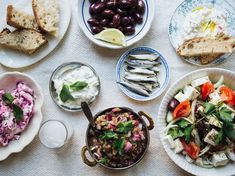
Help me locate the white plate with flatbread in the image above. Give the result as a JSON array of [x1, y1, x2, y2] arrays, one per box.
[[0, 0, 71, 69]]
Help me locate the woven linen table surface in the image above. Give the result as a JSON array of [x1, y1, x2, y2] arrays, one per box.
[[0, 0, 235, 175]]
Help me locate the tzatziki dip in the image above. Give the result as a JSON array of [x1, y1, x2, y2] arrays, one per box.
[[182, 6, 228, 41], [53, 65, 100, 109]]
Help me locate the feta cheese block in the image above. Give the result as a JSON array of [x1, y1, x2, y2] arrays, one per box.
[[174, 92, 188, 102], [183, 85, 200, 100], [212, 152, 229, 167], [209, 92, 222, 105], [174, 138, 184, 153], [208, 115, 222, 128], [204, 129, 219, 146], [227, 149, 235, 161], [164, 135, 175, 149], [191, 76, 210, 87]]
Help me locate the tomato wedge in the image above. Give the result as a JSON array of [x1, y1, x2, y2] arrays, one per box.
[[220, 86, 235, 106], [173, 100, 191, 119], [180, 139, 200, 160], [201, 81, 214, 101]]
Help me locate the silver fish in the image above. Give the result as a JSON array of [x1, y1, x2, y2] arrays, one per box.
[[117, 81, 150, 96], [129, 54, 160, 61], [149, 66, 160, 73], [124, 72, 158, 83], [127, 68, 156, 75], [126, 59, 161, 66]]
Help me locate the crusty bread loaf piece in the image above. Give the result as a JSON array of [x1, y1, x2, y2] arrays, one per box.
[[32, 0, 59, 37], [198, 54, 223, 65], [7, 5, 39, 31], [0, 28, 47, 54], [177, 37, 235, 57]]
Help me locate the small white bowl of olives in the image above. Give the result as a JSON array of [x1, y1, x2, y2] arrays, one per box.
[[76, 0, 155, 49]]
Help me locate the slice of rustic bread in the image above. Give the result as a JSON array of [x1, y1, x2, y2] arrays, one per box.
[[0, 28, 47, 54], [198, 54, 223, 65], [7, 5, 39, 31], [177, 37, 235, 57], [32, 0, 59, 37]]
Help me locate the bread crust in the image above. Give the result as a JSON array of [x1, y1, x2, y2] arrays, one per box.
[[7, 5, 39, 31], [0, 28, 48, 54], [32, 0, 46, 33], [32, 0, 59, 36]]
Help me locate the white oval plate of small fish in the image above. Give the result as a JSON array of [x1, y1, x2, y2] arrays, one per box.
[[116, 47, 170, 101]]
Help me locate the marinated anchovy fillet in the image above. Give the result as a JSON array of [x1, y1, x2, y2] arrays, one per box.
[[164, 75, 235, 168], [88, 108, 147, 168]]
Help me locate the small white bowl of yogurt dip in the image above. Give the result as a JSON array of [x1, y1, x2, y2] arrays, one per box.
[[49, 62, 101, 112]]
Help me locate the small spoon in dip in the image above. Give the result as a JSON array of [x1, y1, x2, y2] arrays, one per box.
[[81, 102, 102, 134]]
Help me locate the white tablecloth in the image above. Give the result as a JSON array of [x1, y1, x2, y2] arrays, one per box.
[[0, 0, 235, 175]]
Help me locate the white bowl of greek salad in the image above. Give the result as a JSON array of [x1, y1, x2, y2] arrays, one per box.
[[0, 72, 43, 161], [158, 68, 235, 176]]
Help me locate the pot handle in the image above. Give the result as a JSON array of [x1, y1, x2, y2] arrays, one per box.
[[138, 111, 154, 130], [81, 146, 97, 167]]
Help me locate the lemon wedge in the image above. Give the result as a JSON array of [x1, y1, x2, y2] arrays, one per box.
[[94, 28, 126, 46]]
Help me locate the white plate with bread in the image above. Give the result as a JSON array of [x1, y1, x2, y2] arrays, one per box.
[[169, 0, 235, 66], [0, 0, 71, 69]]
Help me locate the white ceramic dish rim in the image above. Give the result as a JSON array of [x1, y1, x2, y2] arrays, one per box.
[[0, 0, 71, 69], [116, 46, 170, 101], [157, 68, 235, 176], [0, 72, 44, 161], [76, 0, 155, 49], [168, 0, 235, 67]]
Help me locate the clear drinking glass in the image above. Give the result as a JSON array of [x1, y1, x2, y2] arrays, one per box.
[[39, 120, 73, 149]]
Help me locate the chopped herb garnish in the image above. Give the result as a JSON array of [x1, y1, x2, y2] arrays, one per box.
[[100, 131, 118, 139], [223, 122, 235, 140], [70, 81, 88, 91], [59, 84, 74, 102], [204, 103, 216, 115], [13, 104, 23, 122], [114, 138, 125, 153], [177, 119, 191, 128], [117, 121, 134, 133], [215, 130, 224, 144], [99, 156, 108, 164], [2, 93, 14, 105], [184, 126, 193, 143], [219, 107, 233, 123], [168, 127, 184, 140]]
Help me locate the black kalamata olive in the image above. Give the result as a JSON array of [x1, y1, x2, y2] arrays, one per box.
[[119, 0, 132, 9], [106, 1, 117, 10], [130, 0, 138, 5], [123, 26, 135, 35], [93, 2, 106, 13], [117, 26, 123, 32], [89, 3, 96, 15], [100, 19, 110, 27], [129, 16, 136, 26], [91, 26, 103, 34], [121, 16, 131, 26], [87, 18, 100, 27], [167, 98, 180, 111], [133, 13, 143, 24], [112, 14, 121, 27], [109, 22, 115, 28], [137, 0, 145, 15], [129, 6, 137, 16], [102, 9, 115, 19], [116, 8, 128, 17]]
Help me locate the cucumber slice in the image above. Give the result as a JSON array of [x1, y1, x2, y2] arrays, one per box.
[[166, 111, 174, 123]]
